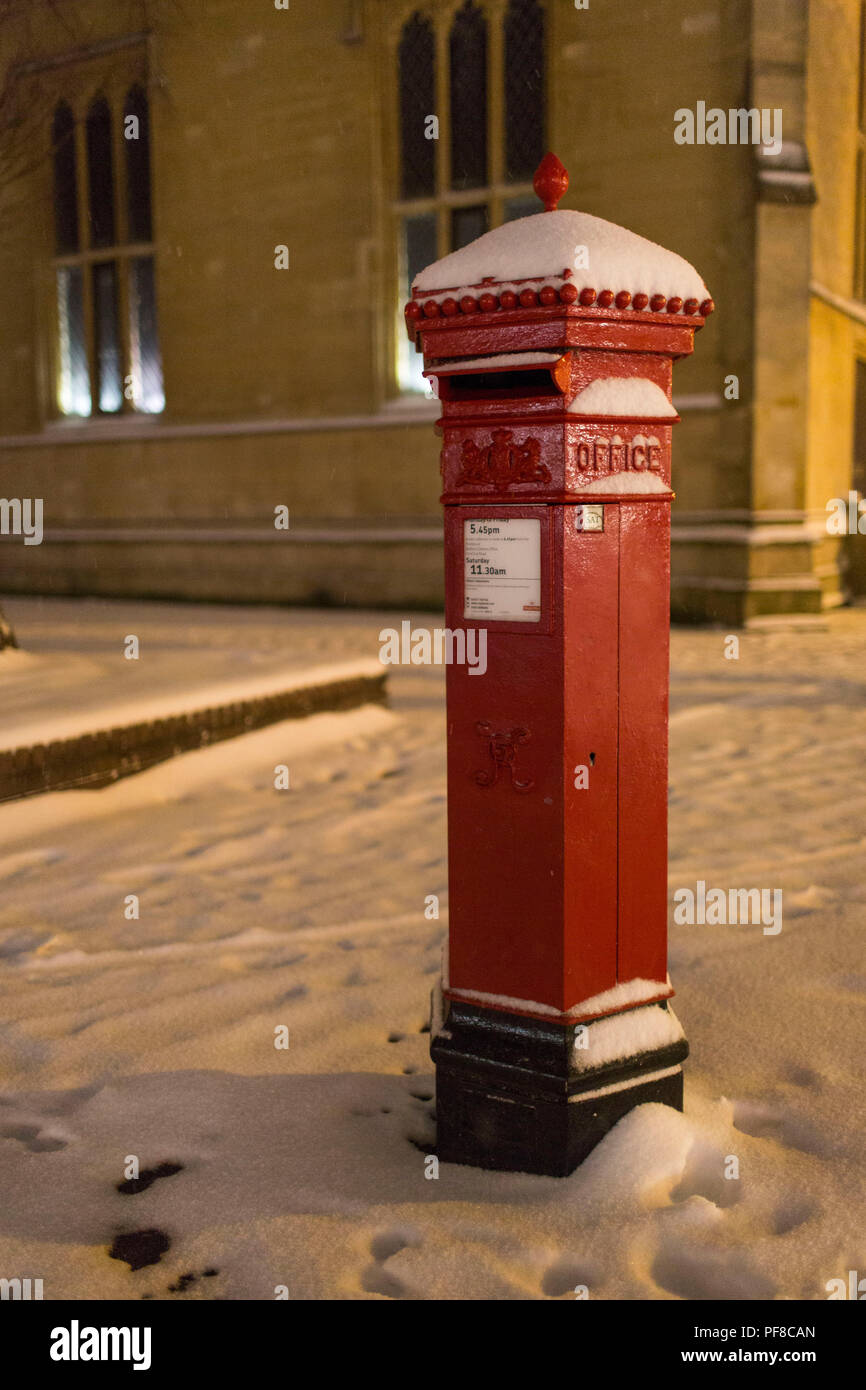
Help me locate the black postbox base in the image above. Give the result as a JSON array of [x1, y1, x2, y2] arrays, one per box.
[[430, 997, 689, 1177]]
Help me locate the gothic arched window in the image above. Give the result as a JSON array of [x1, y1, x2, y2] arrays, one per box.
[[393, 1, 547, 392], [449, 1, 487, 191], [51, 83, 163, 418], [504, 0, 545, 182], [124, 85, 153, 243], [85, 95, 115, 248], [399, 13, 436, 200], [52, 103, 78, 254]]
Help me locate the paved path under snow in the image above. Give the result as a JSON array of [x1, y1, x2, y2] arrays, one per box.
[[0, 597, 864, 1300]]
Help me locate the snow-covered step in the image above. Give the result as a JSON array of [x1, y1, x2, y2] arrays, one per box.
[[0, 658, 386, 803]]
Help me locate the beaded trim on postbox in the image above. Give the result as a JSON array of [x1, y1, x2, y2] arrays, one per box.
[[406, 280, 715, 321]]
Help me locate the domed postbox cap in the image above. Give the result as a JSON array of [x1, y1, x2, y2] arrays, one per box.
[[405, 154, 713, 325]]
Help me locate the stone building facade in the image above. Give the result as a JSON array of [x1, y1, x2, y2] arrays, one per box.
[[0, 0, 861, 623]]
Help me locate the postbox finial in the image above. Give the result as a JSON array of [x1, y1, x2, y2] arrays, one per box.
[[533, 152, 569, 212]]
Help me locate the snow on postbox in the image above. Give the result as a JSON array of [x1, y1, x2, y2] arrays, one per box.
[[405, 156, 715, 1177]]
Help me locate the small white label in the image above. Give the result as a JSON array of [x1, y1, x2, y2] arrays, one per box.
[[464, 518, 541, 622], [574, 504, 604, 532]]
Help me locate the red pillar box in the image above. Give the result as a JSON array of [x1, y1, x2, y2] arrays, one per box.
[[406, 156, 715, 1176]]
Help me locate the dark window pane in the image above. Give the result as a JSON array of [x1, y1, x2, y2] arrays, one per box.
[[505, 0, 545, 182], [92, 260, 122, 412], [451, 203, 488, 251], [52, 103, 78, 254], [399, 13, 436, 199], [399, 214, 437, 391], [56, 266, 90, 416], [404, 213, 437, 295], [129, 257, 164, 413], [503, 194, 539, 222], [124, 85, 153, 242], [450, 2, 487, 190], [86, 97, 115, 247]]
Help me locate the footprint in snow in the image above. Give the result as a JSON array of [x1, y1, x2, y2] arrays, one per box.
[[652, 1242, 776, 1301], [166, 1268, 219, 1295], [780, 1061, 823, 1090], [0, 1121, 67, 1152], [541, 1256, 598, 1298], [360, 1229, 419, 1300], [671, 1139, 742, 1209], [732, 1100, 832, 1157], [770, 1195, 818, 1237], [108, 1229, 171, 1272], [116, 1161, 184, 1196], [0, 928, 54, 959]]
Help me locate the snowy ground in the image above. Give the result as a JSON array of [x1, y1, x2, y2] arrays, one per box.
[[0, 597, 864, 1301]]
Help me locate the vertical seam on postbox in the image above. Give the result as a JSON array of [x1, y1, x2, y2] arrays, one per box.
[[615, 506, 621, 983]]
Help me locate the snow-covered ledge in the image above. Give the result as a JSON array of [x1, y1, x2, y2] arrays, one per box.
[[568, 377, 678, 419], [573, 1003, 685, 1069]]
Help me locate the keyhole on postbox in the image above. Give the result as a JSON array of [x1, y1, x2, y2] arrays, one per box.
[[589, 752, 596, 765]]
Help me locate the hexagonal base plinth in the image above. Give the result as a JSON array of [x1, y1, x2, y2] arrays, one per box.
[[431, 999, 688, 1177]]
